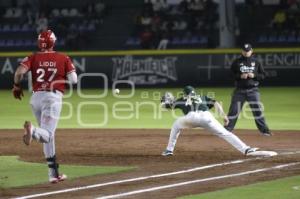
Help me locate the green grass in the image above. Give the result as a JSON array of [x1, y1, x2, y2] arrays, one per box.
[[0, 156, 132, 188], [179, 175, 300, 199], [1, 87, 300, 130]]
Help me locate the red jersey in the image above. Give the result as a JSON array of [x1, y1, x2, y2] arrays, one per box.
[[21, 51, 76, 93]]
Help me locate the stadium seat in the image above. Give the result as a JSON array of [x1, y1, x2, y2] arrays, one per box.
[[171, 37, 181, 45], [69, 23, 77, 30], [11, 24, 21, 32], [297, 35, 300, 43], [21, 24, 30, 32], [181, 36, 190, 44], [24, 40, 32, 46], [126, 37, 135, 45], [287, 35, 296, 43], [190, 36, 200, 44], [268, 34, 277, 43], [0, 40, 6, 47], [6, 40, 15, 47], [78, 24, 85, 31], [126, 37, 140, 46], [87, 23, 96, 31], [51, 9, 60, 17], [257, 35, 268, 43], [14, 8, 22, 18], [69, 8, 79, 17], [199, 36, 208, 44], [2, 24, 11, 32], [57, 39, 65, 46], [14, 39, 24, 47], [4, 8, 14, 18], [61, 9, 70, 17], [278, 35, 287, 43], [125, 39, 131, 45]]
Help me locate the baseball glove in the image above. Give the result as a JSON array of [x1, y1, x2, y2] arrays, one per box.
[[161, 92, 175, 105], [12, 83, 24, 100]]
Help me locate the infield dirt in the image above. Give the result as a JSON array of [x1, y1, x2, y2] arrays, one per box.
[[1, 129, 300, 199]]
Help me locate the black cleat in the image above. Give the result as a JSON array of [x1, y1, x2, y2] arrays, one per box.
[[244, 147, 259, 155], [161, 150, 173, 156]]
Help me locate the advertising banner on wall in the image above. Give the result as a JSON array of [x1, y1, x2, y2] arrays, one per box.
[[0, 52, 299, 88]]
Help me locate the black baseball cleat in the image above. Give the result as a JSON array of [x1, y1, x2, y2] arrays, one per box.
[[244, 147, 278, 157], [162, 150, 173, 156], [244, 147, 259, 156]]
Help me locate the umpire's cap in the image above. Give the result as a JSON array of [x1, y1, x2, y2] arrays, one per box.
[[242, 43, 252, 52], [183, 86, 195, 96]]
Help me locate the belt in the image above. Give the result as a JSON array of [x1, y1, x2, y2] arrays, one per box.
[[236, 86, 258, 90], [235, 87, 258, 93]]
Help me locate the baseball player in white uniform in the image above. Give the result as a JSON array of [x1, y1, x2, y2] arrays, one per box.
[[161, 86, 276, 157], [12, 30, 77, 183]]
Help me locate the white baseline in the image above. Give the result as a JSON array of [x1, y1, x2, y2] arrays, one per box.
[[15, 151, 300, 199], [97, 162, 300, 199]]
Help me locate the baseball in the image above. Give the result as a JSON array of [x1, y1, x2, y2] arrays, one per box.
[[114, 88, 120, 94]]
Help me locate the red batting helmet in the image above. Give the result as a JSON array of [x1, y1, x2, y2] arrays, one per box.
[[37, 30, 56, 50]]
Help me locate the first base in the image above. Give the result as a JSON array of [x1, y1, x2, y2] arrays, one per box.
[[247, 151, 278, 157]]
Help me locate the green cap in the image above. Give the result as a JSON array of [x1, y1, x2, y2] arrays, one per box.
[[183, 86, 195, 95]]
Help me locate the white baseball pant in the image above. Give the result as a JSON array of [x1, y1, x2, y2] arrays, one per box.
[[166, 111, 250, 154], [30, 91, 62, 158]]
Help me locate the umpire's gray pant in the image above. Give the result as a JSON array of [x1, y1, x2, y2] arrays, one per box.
[[225, 87, 269, 133]]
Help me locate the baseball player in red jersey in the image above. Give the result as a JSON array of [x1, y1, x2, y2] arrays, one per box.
[[12, 30, 77, 183]]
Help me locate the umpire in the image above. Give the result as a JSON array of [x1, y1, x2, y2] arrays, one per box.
[[224, 43, 272, 136]]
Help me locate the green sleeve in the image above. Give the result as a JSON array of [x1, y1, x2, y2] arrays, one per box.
[[204, 96, 216, 109], [173, 97, 184, 109]]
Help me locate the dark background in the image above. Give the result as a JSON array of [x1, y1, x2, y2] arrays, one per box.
[[1, 51, 299, 88]]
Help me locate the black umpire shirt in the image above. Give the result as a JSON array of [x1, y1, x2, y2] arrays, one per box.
[[231, 55, 266, 89]]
